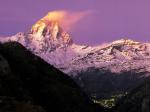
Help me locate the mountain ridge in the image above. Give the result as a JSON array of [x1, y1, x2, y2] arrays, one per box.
[[2, 32, 150, 75], [0, 41, 103, 112], [1, 12, 150, 107]]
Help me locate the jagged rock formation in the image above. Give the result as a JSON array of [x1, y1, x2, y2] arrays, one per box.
[[30, 11, 72, 51]]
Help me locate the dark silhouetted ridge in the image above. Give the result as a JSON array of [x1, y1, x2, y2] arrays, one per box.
[[0, 42, 103, 112]]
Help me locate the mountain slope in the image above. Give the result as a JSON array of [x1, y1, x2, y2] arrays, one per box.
[[112, 78, 150, 112], [1, 11, 150, 109], [2, 33, 150, 75], [0, 42, 103, 112], [73, 68, 148, 99], [0, 96, 46, 112]]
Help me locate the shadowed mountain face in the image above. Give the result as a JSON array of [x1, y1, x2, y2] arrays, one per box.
[[73, 68, 148, 99], [0, 42, 103, 112], [112, 78, 150, 112]]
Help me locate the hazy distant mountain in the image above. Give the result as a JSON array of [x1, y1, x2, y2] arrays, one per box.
[[0, 42, 103, 112], [1, 12, 150, 104]]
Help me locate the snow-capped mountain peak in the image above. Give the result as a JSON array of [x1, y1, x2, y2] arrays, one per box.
[[1, 11, 73, 52], [30, 12, 72, 44], [1, 11, 150, 76]]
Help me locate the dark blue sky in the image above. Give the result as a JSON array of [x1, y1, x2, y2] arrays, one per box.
[[0, 0, 150, 45]]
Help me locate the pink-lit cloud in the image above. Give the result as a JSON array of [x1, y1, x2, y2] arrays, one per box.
[[42, 10, 94, 31]]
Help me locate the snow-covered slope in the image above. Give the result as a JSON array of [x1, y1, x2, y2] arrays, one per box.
[[67, 39, 150, 75], [1, 12, 150, 77], [1, 32, 150, 76]]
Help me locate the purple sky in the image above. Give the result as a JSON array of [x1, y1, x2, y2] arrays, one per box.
[[0, 0, 150, 45]]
